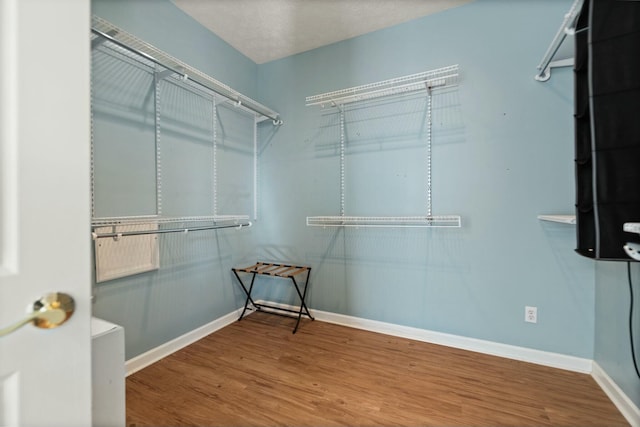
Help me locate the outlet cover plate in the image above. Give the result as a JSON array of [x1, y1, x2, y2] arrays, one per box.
[[525, 306, 537, 323]]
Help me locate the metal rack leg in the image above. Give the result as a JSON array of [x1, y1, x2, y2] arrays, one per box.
[[290, 269, 314, 333], [233, 270, 258, 321]]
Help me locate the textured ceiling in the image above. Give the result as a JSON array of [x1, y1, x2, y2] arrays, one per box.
[[172, 0, 474, 64]]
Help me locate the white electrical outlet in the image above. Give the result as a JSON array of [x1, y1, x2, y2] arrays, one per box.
[[525, 306, 537, 323]]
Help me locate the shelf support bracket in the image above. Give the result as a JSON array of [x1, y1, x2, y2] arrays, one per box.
[[534, 0, 583, 82]]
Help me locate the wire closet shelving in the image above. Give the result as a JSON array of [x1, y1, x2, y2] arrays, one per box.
[[91, 215, 251, 239], [306, 65, 462, 229], [306, 66, 459, 108], [90, 16, 276, 238], [92, 16, 282, 124]]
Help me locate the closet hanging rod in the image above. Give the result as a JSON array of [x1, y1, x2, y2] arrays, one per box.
[[534, 0, 584, 82], [91, 221, 252, 240], [91, 17, 282, 125]]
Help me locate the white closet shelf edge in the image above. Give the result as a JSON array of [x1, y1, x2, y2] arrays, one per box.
[[306, 215, 461, 228], [305, 65, 459, 107], [92, 214, 250, 227], [537, 214, 576, 225]]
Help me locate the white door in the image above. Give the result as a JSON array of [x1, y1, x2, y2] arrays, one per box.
[[0, 0, 92, 426]]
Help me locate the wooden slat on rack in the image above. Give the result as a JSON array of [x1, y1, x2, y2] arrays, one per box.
[[236, 263, 261, 273], [265, 265, 292, 276], [235, 262, 310, 278], [286, 266, 310, 277], [273, 266, 298, 277], [255, 263, 275, 273]]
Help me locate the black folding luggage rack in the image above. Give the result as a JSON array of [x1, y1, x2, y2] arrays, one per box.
[[232, 262, 314, 333]]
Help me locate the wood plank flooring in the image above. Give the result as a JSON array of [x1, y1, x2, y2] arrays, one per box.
[[126, 312, 628, 426]]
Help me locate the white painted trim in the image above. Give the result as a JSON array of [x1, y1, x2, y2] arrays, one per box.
[[254, 300, 592, 373], [592, 362, 640, 427], [125, 308, 243, 376], [315, 309, 593, 373], [127, 301, 591, 376]]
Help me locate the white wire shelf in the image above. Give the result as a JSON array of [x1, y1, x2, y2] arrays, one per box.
[[306, 65, 459, 108], [91, 215, 251, 239], [306, 216, 461, 228], [91, 16, 282, 125], [537, 215, 576, 225], [92, 215, 250, 227]]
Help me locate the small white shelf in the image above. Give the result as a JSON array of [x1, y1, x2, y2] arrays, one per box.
[[307, 215, 461, 228], [537, 214, 576, 224]]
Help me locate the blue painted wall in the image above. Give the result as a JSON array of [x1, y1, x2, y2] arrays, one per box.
[[90, 0, 606, 366], [254, 0, 596, 358], [595, 261, 640, 408], [91, 0, 257, 358]]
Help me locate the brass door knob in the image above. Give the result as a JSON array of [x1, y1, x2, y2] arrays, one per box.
[[0, 293, 75, 337]]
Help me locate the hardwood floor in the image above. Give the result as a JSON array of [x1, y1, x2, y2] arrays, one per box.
[[126, 312, 628, 426]]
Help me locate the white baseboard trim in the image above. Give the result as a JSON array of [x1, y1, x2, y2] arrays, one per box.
[[592, 362, 640, 427], [125, 308, 243, 376], [315, 309, 592, 373], [125, 302, 591, 375], [253, 300, 592, 373]]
